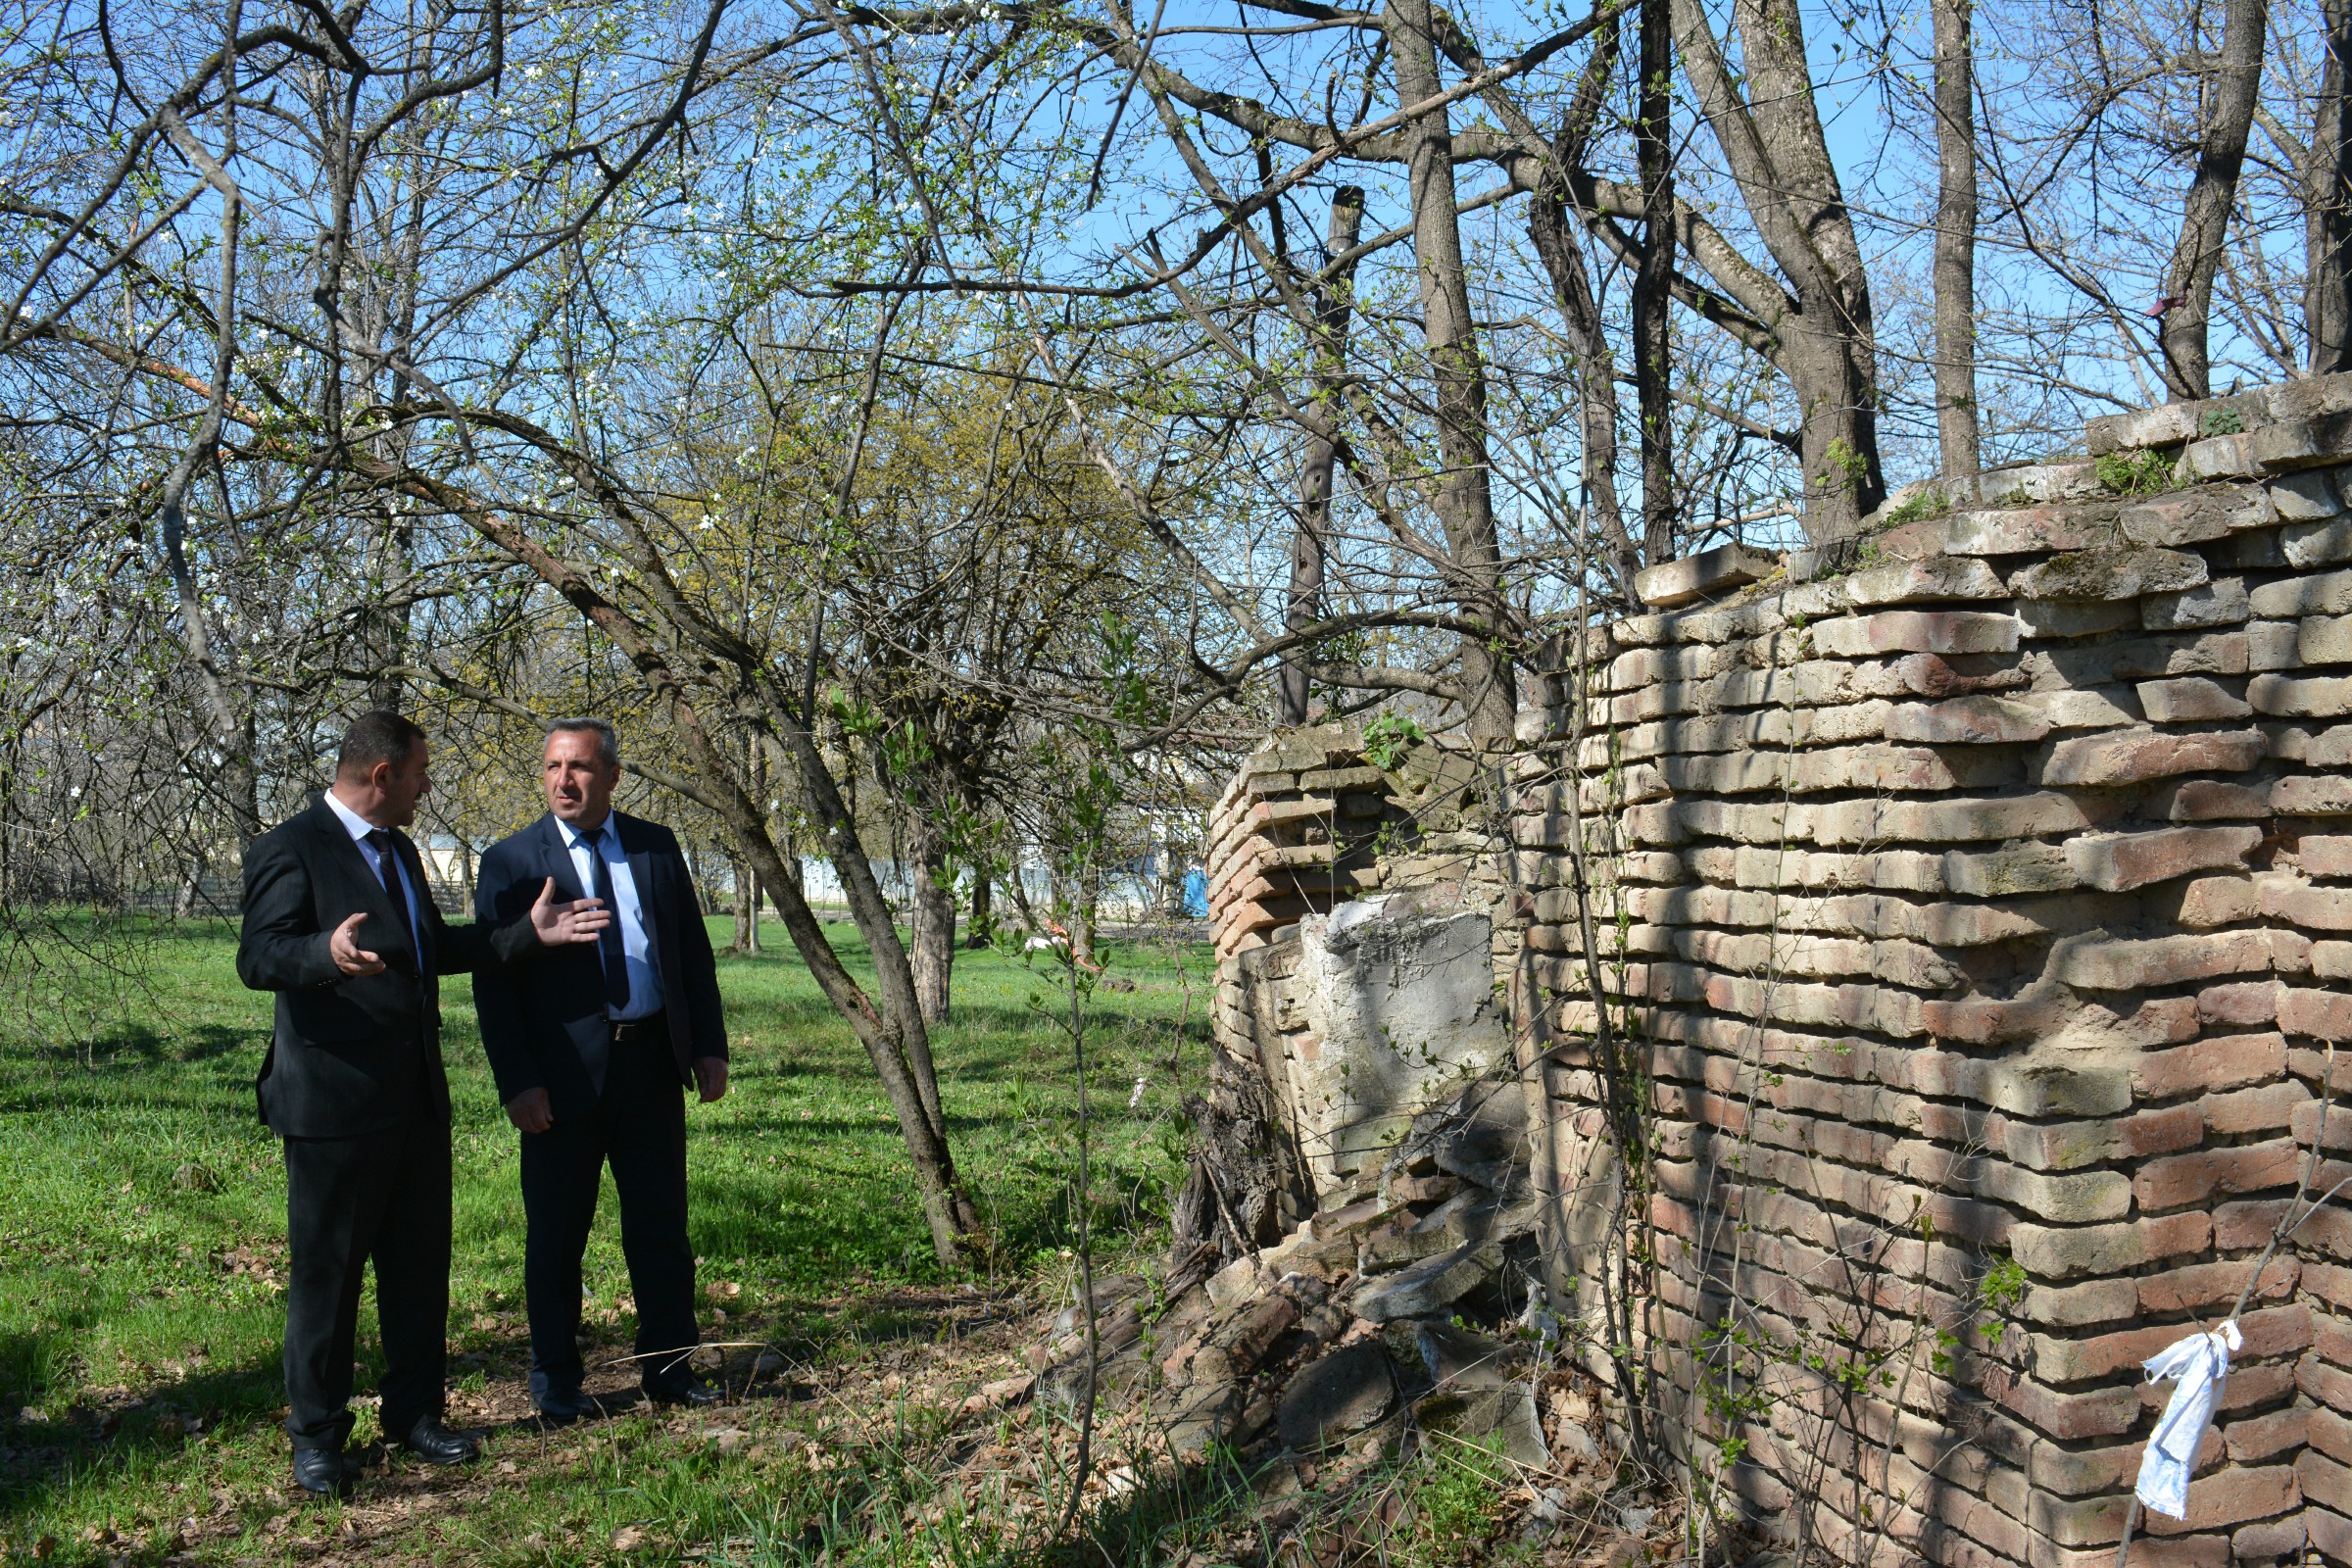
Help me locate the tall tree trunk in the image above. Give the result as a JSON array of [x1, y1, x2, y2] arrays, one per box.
[[365, 509, 413, 711], [965, 868, 994, 950], [732, 858, 758, 952], [1525, 21, 1642, 597], [1633, 0, 1678, 564], [1386, 0, 1514, 747], [908, 813, 956, 1023], [1279, 186, 1365, 728], [737, 741, 762, 952], [753, 710, 955, 1150], [1931, 0, 1981, 474], [2160, 0, 2269, 401], [1528, 179, 1640, 598], [2312, 0, 2352, 373], [1673, 0, 1886, 533]]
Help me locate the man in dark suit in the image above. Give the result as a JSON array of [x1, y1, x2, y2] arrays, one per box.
[[237, 710, 612, 1498], [472, 717, 729, 1423]]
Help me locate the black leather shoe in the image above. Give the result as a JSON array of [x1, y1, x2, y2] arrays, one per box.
[[533, 1388, 602, 1427], [644, 1378, 720, 1409], [291, 1446, 351, 1499], [398, 1417, 478, 1465]]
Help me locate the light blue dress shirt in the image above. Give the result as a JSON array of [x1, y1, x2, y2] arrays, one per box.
[[325, 789, 424, 951], [559, 815, 664, 1021]]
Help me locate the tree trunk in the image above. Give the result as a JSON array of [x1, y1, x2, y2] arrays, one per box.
[[2312, 0, 2352, 373], [1633, 0, 1677, 564], [1385, 0, 1514, 747], [1525, 23, 1642, 597], [2160, 0, 2269, 401], [1006, 855, 1043, 936], [965, 868, 994, 950], [908, 813, 956, 1023], [1279, 187, 1365, 728], [1169, 1032, 1317, 1262], [1527, 185, 1639, 598], [365, 508, 413, 711], [745, 745, 763, 951], [760, 713, 954, 1145], [732, 858, 758, 952], [1673, 0, 1886, 533], [1932, 0, 1981, 474]]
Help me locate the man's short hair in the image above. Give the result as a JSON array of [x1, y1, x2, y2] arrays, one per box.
[[548, 717, 620, 770], [335, 710, 426, 779]]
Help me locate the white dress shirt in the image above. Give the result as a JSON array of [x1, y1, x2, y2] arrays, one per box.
[[559, 814, 664, 1021], [325, 788, 424, 951]]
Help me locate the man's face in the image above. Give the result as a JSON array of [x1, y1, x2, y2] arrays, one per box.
[[377, 743, 431, 828], [544, 729, 618, 827]]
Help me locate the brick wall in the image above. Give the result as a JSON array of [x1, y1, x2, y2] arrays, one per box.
[[1512, 371, 2352, 1567]]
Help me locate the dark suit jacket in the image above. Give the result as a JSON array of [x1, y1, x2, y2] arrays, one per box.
[[470, 810, 725, 1121], [237, 797, 539, 1139]]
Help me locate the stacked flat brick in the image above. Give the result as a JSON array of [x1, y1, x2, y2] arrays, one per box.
[[1204, 725, 1396, 962], [1510, 370, 2352, 1568]]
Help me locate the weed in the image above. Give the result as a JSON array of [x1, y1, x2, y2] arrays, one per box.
[[1363, 711, 1427, 771], [2200, 407, 2246, 436], [1880, 488, 1947, 528], [2094, 448, 2177, 496], [1408, 1432, 1515, 1567]]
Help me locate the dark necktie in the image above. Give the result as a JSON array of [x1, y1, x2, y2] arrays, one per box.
[[587, 826, 632, 1014], [365, 829, 420, 965]]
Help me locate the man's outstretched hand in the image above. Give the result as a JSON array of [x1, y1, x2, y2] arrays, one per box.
[[527, 877, 612, 945], [328, 911, 385, 976], [505, 1086, 555, 1134]]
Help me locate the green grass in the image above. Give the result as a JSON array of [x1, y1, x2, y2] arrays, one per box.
[[0, 916, 1213, 1562]]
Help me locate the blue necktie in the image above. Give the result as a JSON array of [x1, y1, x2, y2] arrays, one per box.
[[366, 830, 420, 967], [588, 827, 632, 1014]]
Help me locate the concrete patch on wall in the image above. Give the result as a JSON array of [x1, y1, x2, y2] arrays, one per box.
[[1289, 901, 1509, 1189]]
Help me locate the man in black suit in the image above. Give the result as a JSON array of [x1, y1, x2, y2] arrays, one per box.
[[472, 717, 729, 1423], [237, 710, 612, 1498]]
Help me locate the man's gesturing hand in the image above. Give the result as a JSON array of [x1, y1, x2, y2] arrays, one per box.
[[505, 1086, 555, 1134], [527, 876, 612, 945], [329, 912, 385, 976], [693, 1057, 728, 1103]]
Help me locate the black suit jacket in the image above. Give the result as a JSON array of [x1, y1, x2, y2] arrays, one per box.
[[470, 810, 725, 1121], [237, 798, 539, 1139]]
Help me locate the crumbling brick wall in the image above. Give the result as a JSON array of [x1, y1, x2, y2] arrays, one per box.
[[1205, 725, 1518, 1170], [1511, 372, 2352, 1568]]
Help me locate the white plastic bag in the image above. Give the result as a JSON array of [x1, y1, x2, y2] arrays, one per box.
[[2133, 1320, 2242, 1520]]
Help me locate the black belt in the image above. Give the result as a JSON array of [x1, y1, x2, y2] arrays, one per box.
[[612, 1009, 669, 1045]]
